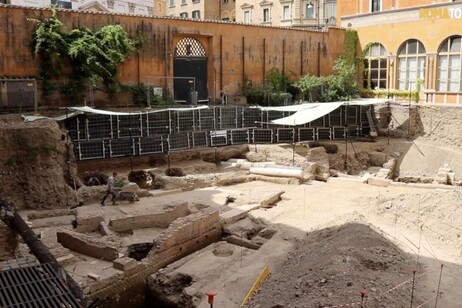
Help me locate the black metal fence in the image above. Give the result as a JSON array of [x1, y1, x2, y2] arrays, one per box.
[[66, 105, 372, 161]]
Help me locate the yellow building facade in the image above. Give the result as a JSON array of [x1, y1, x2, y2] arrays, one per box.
[[338, 0, 462, 104]]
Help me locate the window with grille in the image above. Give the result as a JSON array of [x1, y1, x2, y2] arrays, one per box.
[[397, 40, 426, 91], [363, 43, 387, 89], [174, 38, 206, 57], [438, 36, 462, 92]]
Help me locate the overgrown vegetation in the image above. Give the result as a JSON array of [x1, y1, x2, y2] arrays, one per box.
[[32, 7, 140, 97], [360, 79, 422, 103], [244, 68, 295, 106], [295, 29, 359, 102], [121, 84, 174, 107]]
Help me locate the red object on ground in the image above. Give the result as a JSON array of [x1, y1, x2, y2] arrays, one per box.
[[205, 290, 217, 304], [360, 289, 368, 298]]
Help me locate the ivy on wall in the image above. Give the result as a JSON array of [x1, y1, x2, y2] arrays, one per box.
[[31, 7, 140, 97]]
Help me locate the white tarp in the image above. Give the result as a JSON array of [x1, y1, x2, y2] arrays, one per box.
[[254, 103, 319, 112], [267, 99, 388, 126], [22, 105, 210, 122], [270, 102, 344, 126]]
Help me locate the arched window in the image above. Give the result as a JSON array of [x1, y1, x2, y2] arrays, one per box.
[[397, 39, 426, 91], [363, 43, 387, 89], [438, 36, 462, 92]]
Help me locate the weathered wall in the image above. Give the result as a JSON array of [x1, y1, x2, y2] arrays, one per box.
[[0, 118, 79, 210], [0, 5, 345, 106], [86, 208, 222, 303], [0, 221, 18, 261]]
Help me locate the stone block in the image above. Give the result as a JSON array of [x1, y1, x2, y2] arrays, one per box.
[[124, 263, 146, 277], [368, 177, 391, 187], [75, 212, 104, 233], [369, 151, 387, 167], [376, 168, 391, 179], [99, 221, 112, 236], [56, 254, 77, 266], [88, 273, 101, 282], [113, 257, 138, 271], [220, 209, 247, 225], [448, 172, 456, 185]]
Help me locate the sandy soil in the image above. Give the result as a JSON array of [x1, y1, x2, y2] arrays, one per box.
[[135, 175, 462, 308], [66, 135, 462, 308]]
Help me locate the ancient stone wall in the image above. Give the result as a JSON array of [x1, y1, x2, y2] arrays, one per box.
[[86, 208, 222, 303], [109, 201, 190, 231]]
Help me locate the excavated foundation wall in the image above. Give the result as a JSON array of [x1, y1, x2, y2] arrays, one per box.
[[0, 118, 79, 210], [376, 103, 462, 177], [86, 208, 222, 306]]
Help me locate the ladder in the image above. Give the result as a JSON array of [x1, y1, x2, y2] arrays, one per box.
[[366, 108, 378, 137]]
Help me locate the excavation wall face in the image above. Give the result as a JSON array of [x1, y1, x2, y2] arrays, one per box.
[[0, 119, 78, 210], [87, 208, 222, 303], [0, 6, 345, 106], [0, 221, 17, 261]]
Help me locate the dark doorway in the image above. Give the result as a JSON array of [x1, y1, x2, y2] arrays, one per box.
[[173, 38, 208, 104]]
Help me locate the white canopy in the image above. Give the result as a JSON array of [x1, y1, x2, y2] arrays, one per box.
[[270, 102, 343, 126], [266, 98, 388, 126], [22, 105, 210, 122]]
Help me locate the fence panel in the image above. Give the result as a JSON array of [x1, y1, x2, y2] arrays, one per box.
[[230, 129, 250, 145], [210, 130, 228, 147], [198, 108, 215, 131], [109, 138, 134, 157], [219, 107, 238, 129], [146, 111, 170, 136], [192, 131, 208, 148], [139, 136, 164, 154], [277, 128, 295, 143], [332, 126, 346, 140], [298, 128, 315, 142], [253, 129, 273, 143], [76, 140, 106, 160], [316, 127, 331, 140], [168, 132, 190, 151]]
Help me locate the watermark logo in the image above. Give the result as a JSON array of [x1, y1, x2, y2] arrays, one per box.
[[420, 8, 462, 19]]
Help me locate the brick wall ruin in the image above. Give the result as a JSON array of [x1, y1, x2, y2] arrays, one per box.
[[86, 207, 221, 302]]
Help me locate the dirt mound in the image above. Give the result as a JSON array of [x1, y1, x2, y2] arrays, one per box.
[[245, 223, 419, 308]]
